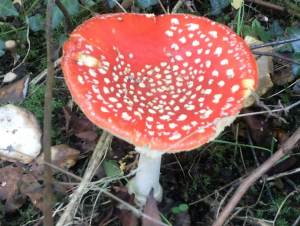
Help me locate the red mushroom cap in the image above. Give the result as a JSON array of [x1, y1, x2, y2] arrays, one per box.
[[62, 13, 258, 153]]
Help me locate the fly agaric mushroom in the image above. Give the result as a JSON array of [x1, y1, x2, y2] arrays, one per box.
[[61, 13, 258, 204]]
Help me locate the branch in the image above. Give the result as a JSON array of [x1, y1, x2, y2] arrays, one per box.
[[252, 50, 300, 65], [55, 131, 112, 226], [212, 127, 300, 226], [55, 0, 72, 33], [250, 37, 300, 50], [44, 0, 56, 225]]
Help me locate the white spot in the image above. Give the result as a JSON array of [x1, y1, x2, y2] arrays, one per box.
[[175, 55, 184, 61], [205, 60, 212, 68], [197, 49, 203, 55], [160, 115, 170, 120], [214, 47, 223, 57], [98, 68, 106, 74], [171, 43, 180, 51], [198, 75, 204, 82], [179, 37, 187, 44], [122, 112, 131, 121], [171, 18, 180, 25], [109, 97, 118, 102], [231, 85, 240, 93], [77, 75, 84, 84], [203, 89, 212, 95], [89, 68, 97, 77], [192, 40, 200, 46], [213, 94, 222, 104], [77, 54, 98, 67], [194, 58, 201, 64], [177, 114, 187, 121], [169, 133, 182, 140], [146, 116, 154, 122], [165, 30, 174, 37], [103, 87, 110, 94], [187, 23, 199, 31], [212, 70, 219, 76], [157, 124, 164, 130], [160, 62, 168, 67], [129, 53, 134, 59], [221, 59, 229, 65], [226, 69, 235, 78], [182, 125, 191, 131], [185, 104, 195, 110], [209, 31, 218, 38], [185, 51, 192, 57], [218, 80, 225, 87], [169, 123, 177, 129], [101, 107, 109, 113]]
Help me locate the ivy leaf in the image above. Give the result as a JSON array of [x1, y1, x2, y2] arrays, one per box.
[[0, 0, 18, 17], [106, 0, 120, 8], [52, 0, 79, 28], [28, 14, 45, 32], [287, 27, 300, 53], [103, 160, 123, 177], [137, 0, 158, 8], [0, 40, 5, 57], [251, 19, 272, 42], [210, 0, 230, 15]]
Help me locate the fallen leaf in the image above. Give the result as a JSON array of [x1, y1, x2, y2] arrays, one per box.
[[35, 144, 80, 174], [0, 166, 22, 201], [75, 130, 98, 141], [142, 190, 162, 226], [0, 165, 26, 212], [0, 75, 29, 104], [20, 174, 44, 211], [244, 36, 274, 107], [174, 212, 191, 226], [3, 71, 17, 83]]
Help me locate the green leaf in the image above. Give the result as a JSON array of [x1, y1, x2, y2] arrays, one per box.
[[210, 0, 230, 15], [251, 19, 272, 42], [52, 0, 79, 28], [28, 14, 45, 32], [106, 0, 120, 8], [103, 160, 123, 177], [287, 27, 300, 53], [0, 0, 18, 17], [0, 39, 5, 57], [137, 0, 158, 8], [231, 0, 243, 9], [84, 0, 97, 6], [171, 203, 189, 214]]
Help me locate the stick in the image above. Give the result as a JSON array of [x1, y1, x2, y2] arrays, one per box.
[[44, 1, 55, 225], [55, 132, 112, 226], [212, 127, 300, 226], [250, 37, 300, 50], [245, 0, 285, 11]]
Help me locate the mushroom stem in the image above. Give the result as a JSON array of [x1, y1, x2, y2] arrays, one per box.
[[127, 147, 163, 205]]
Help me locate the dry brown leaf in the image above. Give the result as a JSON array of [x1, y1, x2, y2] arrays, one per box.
[[142, 190, 162, 226], [36, 144, 80, 169], [20, 174, 44, 211], [0, 75, 29, 104], [244, 36, 274, 107]]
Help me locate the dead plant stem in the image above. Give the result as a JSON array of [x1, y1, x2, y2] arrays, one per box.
[[212, 127, 300, 226], [43, 0, 55, 225]]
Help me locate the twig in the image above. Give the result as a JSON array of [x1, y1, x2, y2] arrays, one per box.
[[273, 190, 299, 225], [292, 215, 300, 226], [55, 0, 72, 33], [44, 0, 56, 225], [55, 132, 112, 226], [266, 167, 300, 182], [252, 50, 300, 65], [172, 0, 184, 13], [245, 0, 285, 11], [47, 153, 167, 226], [30, 58, 61, 85], [212, 127, 300, 226], [250, 37, 300, 50]]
